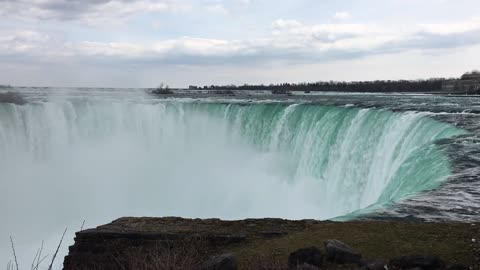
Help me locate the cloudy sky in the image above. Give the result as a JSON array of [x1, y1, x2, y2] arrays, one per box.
[[0, 0, 479, 87]]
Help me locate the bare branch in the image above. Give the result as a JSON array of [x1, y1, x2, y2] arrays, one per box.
[[10, 236, 19, 270], [33, 241, 45, 270], [34, 255, 49, 270], [80, 220, 85, 232], [30, 247, 40, 270], [47, 228, 67, 270]]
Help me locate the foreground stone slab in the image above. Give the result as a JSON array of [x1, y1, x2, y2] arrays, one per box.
[[288, 247, 323, 268], [64, 217, 311, 270], [324, 239, 361, 264]]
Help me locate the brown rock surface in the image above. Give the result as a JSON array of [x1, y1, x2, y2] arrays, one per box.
[[63, 217, 479, 270], [63, 217, 311, 270]]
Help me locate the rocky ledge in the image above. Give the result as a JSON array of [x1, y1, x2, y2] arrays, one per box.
[[63, 217, 479, 269], [0, 91, 26, 105]]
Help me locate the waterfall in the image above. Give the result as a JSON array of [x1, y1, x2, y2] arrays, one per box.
[[0, 98, 466, 264]]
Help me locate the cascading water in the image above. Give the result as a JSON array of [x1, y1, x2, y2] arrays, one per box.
[[0, 99, 466, 217], [221, 103, 466, 216], [0, 94, 467, 264]]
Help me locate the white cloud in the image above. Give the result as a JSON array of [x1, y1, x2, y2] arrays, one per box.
[[420, 18, 480, 35], [0, 31, 52, 54], [80, 1, 170, 24], [0, 0, 184, 24], [0, 0, 479, 87], [333, 12, 351, 20], [237, 0, 252, 4], [205, 4, 229, 15], [1, 17, 480, 66], [271, 19, 392, 49], [272, 19, 382, 38]]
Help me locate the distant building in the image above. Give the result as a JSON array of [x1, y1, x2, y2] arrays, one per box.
[[442, 71, 480, 94]]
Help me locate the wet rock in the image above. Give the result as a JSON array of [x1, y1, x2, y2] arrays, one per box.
[[359, 258, 387, 270], [446, 265, 470, 270], [324, 239, 361, 264], [259, 231, 288, 238], [389, 255, 445, 270], [297, 263, 320, 270], [202, 253, 237, 270], [288, 247, 323, 268], [0, 92, 26, 105], [151, 88, 174, 95]]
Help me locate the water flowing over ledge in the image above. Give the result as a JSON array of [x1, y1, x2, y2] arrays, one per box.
[[0, 94, 473, 266], [0, 100, 466, 221]]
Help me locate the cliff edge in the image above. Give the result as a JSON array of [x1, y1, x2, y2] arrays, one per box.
[[64, 217, 479, 269]]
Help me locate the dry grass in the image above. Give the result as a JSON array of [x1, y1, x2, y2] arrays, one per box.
[[7, 228, 67, 270], [67, 237, 311, 270], [228, 221, 479, 268], [110, 238, 209, 270]]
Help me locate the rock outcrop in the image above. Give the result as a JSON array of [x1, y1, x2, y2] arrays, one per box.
[[63, 217, 311, 270], [63, 217, 479, 270], [0, 91, 26, 105], [324, 239, 361, 264], [288, 247, 323, 268], [389, 255, 445, 270], [359, 258, 387, 270]]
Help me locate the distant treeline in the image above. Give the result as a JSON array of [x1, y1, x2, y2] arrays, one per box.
[[189, 79, 448, 93]]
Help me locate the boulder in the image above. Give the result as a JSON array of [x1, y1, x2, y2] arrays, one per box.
[[288, 247, 323, 268], [446, 265, 470, 270], [359, 258, 387, 270], [297, 263, 321, 270], [324, 239, 361, 264], [388, 255, 445, 270], [201, 253, 238, 270]]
